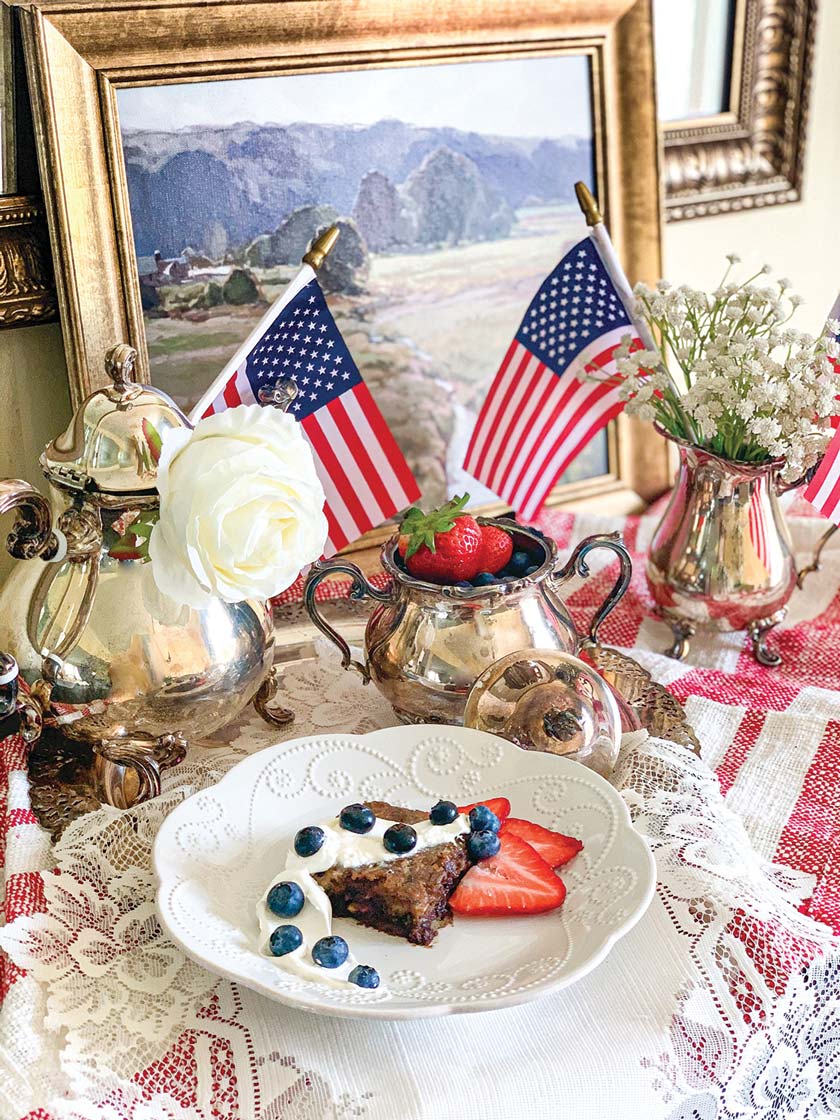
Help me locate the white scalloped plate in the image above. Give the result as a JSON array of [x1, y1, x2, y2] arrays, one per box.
[[154, 726, 654, 1019]]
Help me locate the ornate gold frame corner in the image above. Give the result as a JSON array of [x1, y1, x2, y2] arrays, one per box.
[[0, 191, 57, 326], [663, 0, 816, 221]]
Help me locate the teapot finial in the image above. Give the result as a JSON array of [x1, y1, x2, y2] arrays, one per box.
[[105, 344, 139, 395], [258, 378, 299, 413]]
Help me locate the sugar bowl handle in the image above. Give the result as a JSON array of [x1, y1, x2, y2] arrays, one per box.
[[304, 560, 393, 682], [551, 531, 632, 648]]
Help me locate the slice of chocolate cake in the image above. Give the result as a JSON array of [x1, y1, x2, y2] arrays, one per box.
[[314, 801, 471, 946]]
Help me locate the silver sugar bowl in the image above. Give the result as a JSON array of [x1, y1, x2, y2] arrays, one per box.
[[0, 344, 287, 802], [305, 522, 631, 724]]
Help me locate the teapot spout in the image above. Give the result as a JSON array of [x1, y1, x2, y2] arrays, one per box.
[[0, 479, 63, 562]]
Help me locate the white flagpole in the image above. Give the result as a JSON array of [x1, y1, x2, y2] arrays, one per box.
[[189, 225, 340, 423], [573, 181, 658, 354]]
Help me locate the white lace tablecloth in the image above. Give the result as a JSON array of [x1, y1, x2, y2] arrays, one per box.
[[2, 504, 840, 1120]]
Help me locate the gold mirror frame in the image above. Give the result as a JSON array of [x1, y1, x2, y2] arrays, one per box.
[[0, 5, 56, 328], [14, 0, 670, 530], [662, 0, 817, 221]]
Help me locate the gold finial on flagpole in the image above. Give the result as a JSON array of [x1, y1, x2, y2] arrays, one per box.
[[302, 224, 340, 269], [574, 181, 602, 227]]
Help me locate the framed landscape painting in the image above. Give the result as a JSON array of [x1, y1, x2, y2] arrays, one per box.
[[118, 58, 598, 508], [18, 0, 670, 544]]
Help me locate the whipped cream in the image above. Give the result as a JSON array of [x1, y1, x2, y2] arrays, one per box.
[[257, 810, 470, 989]]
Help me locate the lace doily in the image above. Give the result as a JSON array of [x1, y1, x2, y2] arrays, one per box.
[[1, 648, 839, 1119]]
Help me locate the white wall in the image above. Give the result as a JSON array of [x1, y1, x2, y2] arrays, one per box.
[[662, 1, 840, 335]]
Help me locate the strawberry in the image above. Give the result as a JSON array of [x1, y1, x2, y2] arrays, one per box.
[[501, 818, 583, 868], [457, 796, 511, 823], [450, 832, 567, 916], [398, 494, 483, 583], [478, 523, 513, 574]]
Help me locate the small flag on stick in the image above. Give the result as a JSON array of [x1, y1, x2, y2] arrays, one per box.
[[803, 292, 840, 522], [463, 183, 648, 521], [190, 228, 420, 555]]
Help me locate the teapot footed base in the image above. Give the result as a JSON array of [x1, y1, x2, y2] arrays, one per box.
[[28, 725, 188, 840], [661, 612, 785, 667], [391, 704, 455, 727]]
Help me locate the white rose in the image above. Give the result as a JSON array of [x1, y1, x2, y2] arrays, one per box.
[[149, 404, 328, 608]]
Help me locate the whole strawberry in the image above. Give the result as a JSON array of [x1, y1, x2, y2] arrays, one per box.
[[398, 494, 483, 583], [478, 523, 513, 574]]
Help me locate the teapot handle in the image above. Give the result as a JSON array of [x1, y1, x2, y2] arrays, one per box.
[[551, 531, 632, 648], [0, 480, 63, 561], [304, 559, 393, 683]]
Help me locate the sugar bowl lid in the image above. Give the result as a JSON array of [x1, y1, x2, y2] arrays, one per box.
[[464, 649, 622, 776], [41, 344, 192, 495]]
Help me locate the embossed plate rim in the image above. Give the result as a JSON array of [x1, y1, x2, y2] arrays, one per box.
[[153, 725, 655, 1020]]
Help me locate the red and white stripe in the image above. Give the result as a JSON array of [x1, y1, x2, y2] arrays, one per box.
[[201, 372, 417, 555], [804, 429, 840, 524], [464, 325, 634, 520], [302, 384, 418, 553], [200, 361, 252, 416]]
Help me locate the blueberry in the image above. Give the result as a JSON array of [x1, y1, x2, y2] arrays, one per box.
[[348, 964, 380, 989], [525, 564, 539, 576], [312, 935, 349, 969], [472, 571, 496, 586], [454, 580, 473, 589], [469, 804, 501, 833], [266, 881, 304, 918], [383, 823, 417, 854], [294, 825, 325, 857], [269, 924, 303, 956], [339, 803, 375, 834], [467, 829, 501, 861], [429, 799, 458, 825], [509, 550, 531, 575]]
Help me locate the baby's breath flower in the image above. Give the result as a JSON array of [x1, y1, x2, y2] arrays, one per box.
[[598, 254, 836, 469]]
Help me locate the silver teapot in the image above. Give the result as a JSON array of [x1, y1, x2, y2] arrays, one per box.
[[304, 522, 631, 724], [0, 345, 287, 801]]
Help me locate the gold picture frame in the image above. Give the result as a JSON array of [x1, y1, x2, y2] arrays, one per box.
[[662, 0, 816, 221], [0, 4, 56, 328], [15, 0, 670, 534]]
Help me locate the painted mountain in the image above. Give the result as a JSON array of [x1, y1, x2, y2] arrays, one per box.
[[122, 119, 592, 258]]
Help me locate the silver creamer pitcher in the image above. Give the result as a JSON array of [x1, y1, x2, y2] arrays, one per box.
[[305, 522, 632, 724]]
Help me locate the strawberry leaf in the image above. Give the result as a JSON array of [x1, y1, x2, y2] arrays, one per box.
[[400, 493, 472, 559]]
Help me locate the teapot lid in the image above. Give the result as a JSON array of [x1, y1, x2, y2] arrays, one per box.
[[463, 648, 622, 775], [41, 344, 192, 495]]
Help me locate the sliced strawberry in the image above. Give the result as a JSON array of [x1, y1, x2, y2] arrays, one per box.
[[450, 832, 566, 916], [502, 817, 583, 868], [457, 796, 511, 823]]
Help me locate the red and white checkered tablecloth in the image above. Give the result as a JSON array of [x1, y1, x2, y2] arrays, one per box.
[[1, 499, 839, 1118]]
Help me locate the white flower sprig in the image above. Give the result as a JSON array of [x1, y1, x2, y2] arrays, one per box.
[[605, 257, 840, 480]]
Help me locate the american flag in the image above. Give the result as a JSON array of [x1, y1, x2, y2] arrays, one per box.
[[197, 277, 420, 554], [804, 299, 840, 524], [463, 235, 641, 520]]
